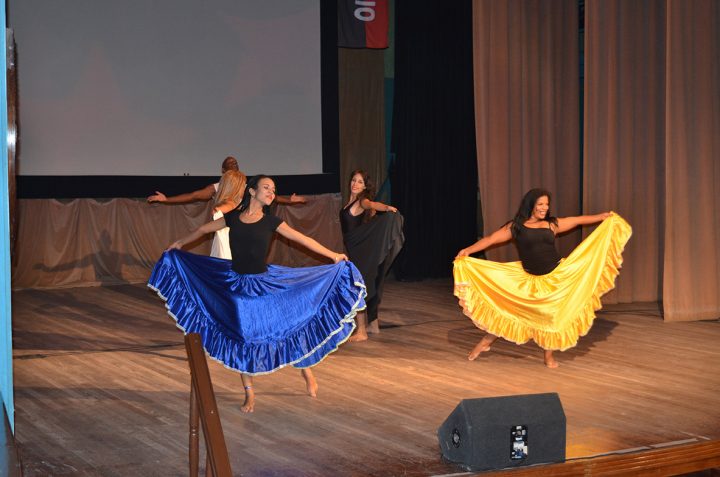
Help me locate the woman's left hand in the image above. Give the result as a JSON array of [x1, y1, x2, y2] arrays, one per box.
[[387, 206, 398, 213], [290, 193, 307, 204]]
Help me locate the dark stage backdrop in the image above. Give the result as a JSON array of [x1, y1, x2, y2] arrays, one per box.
[[390, 0, 478, 280]]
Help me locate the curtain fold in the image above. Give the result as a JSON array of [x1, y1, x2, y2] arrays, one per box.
[[338, 48, 386, 201], [473, 0, 580, 262], [584, 0, 666, 304], [269, 193, 344, 267], [584, 0, 720, 319], [12, 196, 344, 290], [663, 0, 720, 321]]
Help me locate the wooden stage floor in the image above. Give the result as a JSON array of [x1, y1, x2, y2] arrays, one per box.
[[11, 279, 720, 476]]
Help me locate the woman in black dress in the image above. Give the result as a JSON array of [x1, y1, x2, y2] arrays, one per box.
[[340, 169, 404, 341]]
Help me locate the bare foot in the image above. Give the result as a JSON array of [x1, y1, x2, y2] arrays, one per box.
[[301, 369, 318, 398], [348, 332, 368, 342], [350, 311, 368, 341], [367, 319, 380, 334], [544, 350, 559, 368], [241, 388, 255, 413], [468, 334, 498, 360]]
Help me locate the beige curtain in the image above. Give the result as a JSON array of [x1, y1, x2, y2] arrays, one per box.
[[268, 193, 344, 267], [584, 0, 666, 304], [585, 0, 720, 319], [12, 198, 209, 289], [663, 0, 720, 320], [473, 0, 580, 262], [338, 48, 386, 203], [12, 196, 344, 290]]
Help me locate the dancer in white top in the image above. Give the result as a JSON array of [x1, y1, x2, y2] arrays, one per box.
[[210, 170, 247, 258]]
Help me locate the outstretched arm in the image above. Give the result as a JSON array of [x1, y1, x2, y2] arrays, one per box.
[[275, 222, 347, 263], [359, 197, 398, 213], [555, 212, 612, 234], [166, 218, 226, 251], [275, 193, 307, 205], [148, 183, 217, 204], [456, 224, 513, 258]]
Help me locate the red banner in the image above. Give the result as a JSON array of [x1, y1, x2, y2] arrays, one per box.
[[338, 0, 389, 49]]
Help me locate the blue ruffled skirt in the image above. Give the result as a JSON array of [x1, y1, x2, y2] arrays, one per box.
[[148, 250, 366, 375]]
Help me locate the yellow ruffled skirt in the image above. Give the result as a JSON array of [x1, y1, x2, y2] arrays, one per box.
[[453, 214, 632, 351]]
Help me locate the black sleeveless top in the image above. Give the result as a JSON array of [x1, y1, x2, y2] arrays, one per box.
[[224, 210, 282, 274], [514, 224, 561, 275], [340, 199, 366, 235]]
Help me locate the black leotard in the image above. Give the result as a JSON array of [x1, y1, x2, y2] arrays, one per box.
[[224, 210, 282, 274], [514, 225, 561, 275]]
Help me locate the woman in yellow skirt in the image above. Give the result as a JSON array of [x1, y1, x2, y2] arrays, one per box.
[[454, 188, 632, 368]]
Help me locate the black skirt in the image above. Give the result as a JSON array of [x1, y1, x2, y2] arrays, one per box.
[[343, 212, 404, 322]]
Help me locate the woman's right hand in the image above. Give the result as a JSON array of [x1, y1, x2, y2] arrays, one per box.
[[166, 240, 183, 251], [333, 253, 349, 263], [456, 248, 470, 258]]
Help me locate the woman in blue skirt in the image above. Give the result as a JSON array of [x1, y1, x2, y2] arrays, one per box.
[[149, 175, 366, 412]]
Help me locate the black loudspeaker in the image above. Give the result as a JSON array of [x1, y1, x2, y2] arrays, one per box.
[[437, 393, 566, 471]]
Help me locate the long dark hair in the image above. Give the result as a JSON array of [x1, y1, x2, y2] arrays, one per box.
[[509, 188, 558, 238], [348, 169, 375, 202], [238, 174, 272, 214]]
